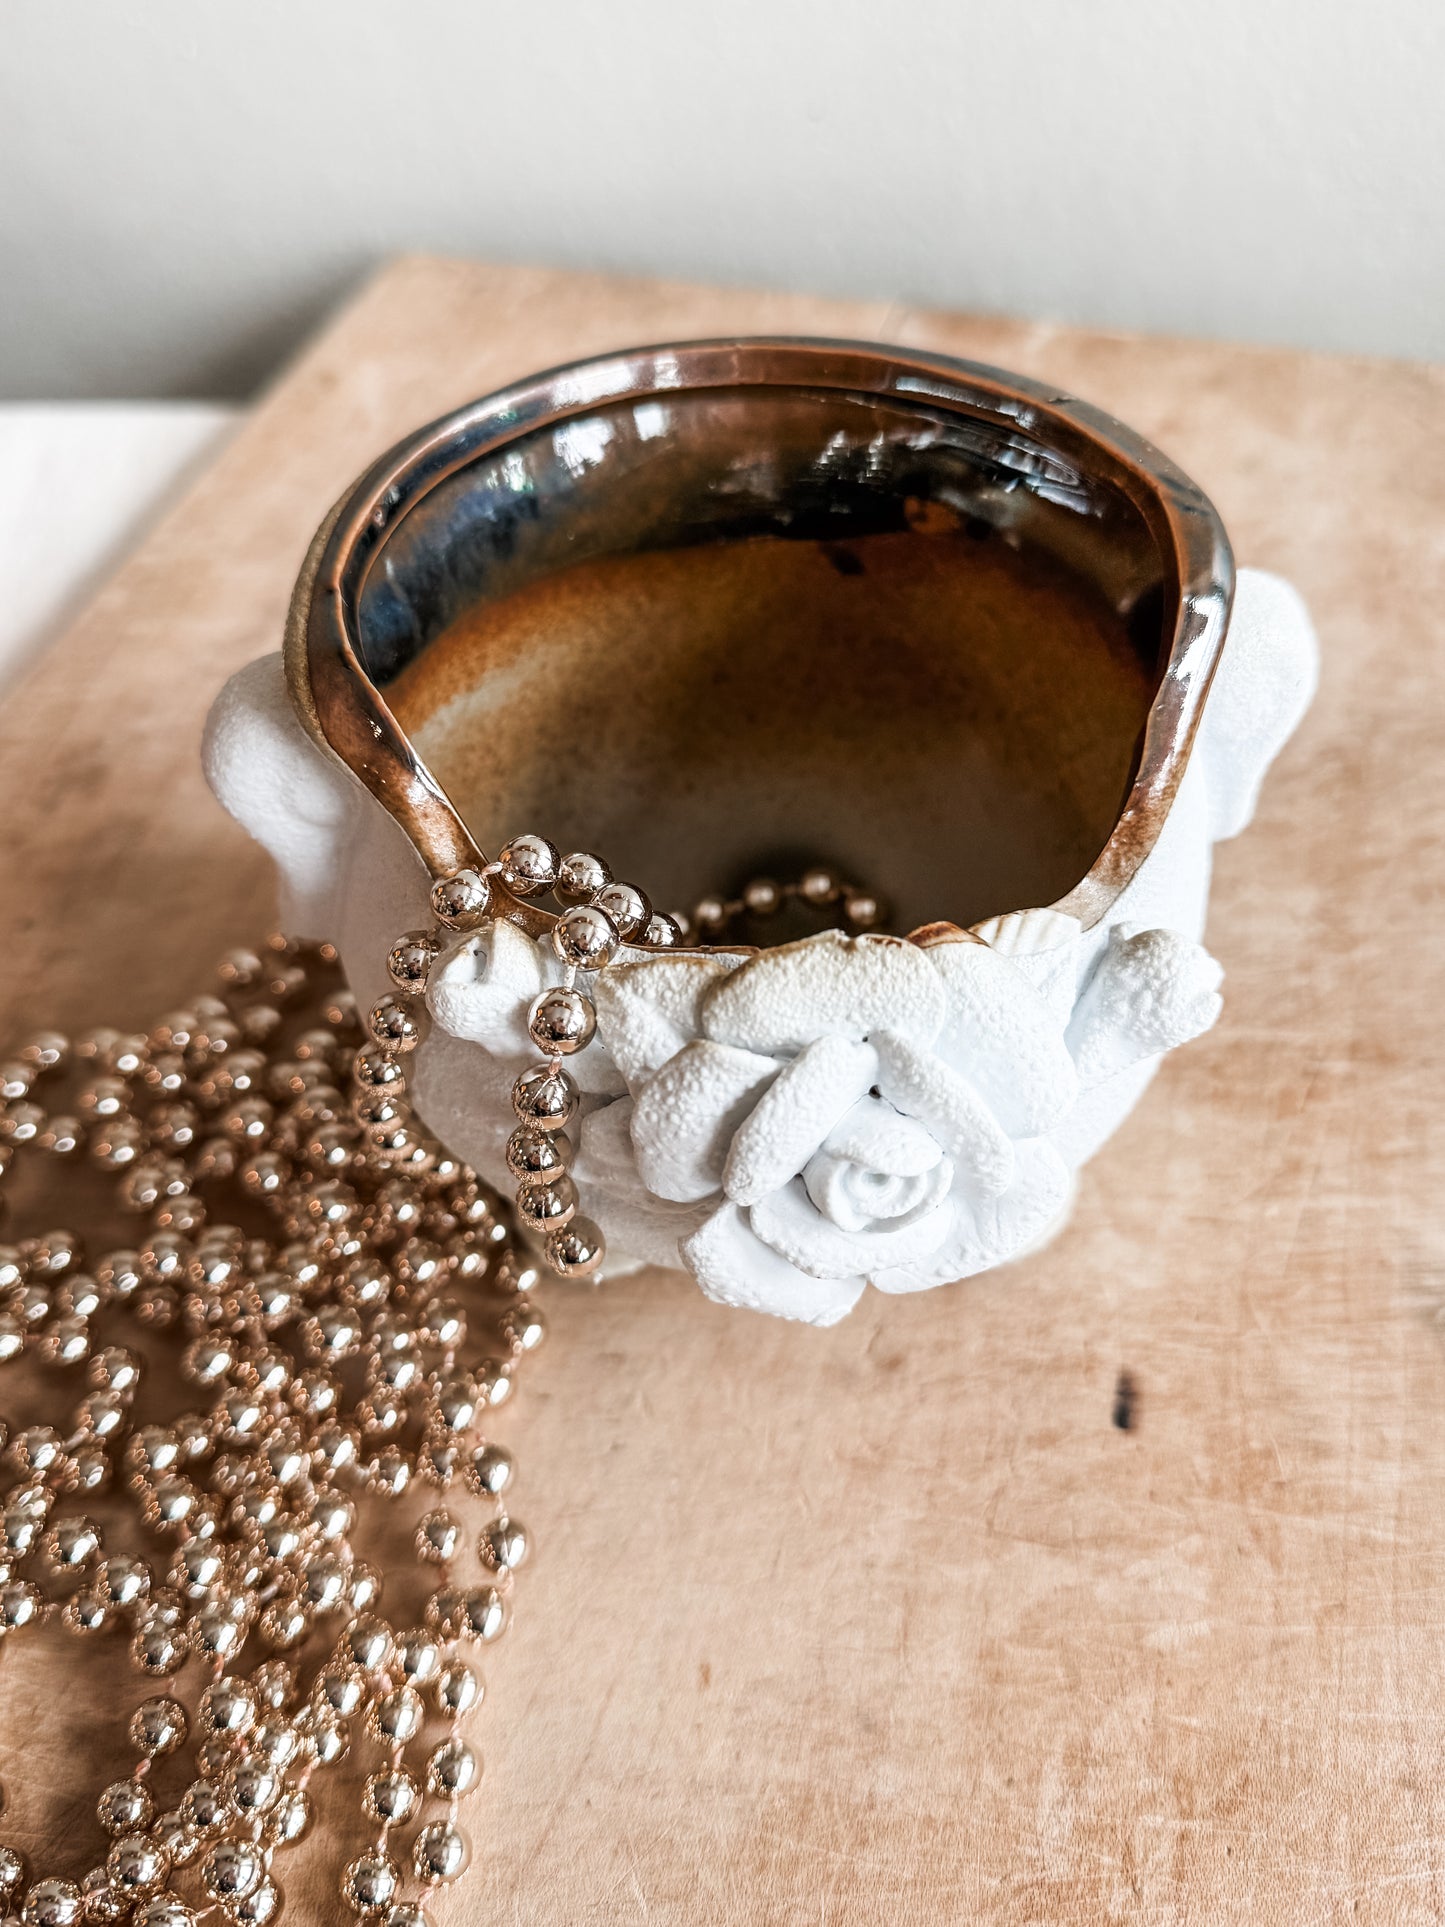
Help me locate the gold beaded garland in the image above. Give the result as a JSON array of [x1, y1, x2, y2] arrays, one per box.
[[0, 938, 537, 1923], [0, 834, 884, 1922]]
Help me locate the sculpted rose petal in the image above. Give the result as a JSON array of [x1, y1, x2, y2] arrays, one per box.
[[821, 1097, 943, 1177], [593, 1190, 710, 1273], [1066, 926, 1223, 1088], [629, 1040, 780, 1203], [594, 953, 747, 1088], [870, 1031, 1014, 1197], [701, 930, 946, 1055], [926, 941, 1078, 1137], [409, 1034, 518, 1194], [427, 920, 548, 1059], [572, 1096, 639, 1189], [683, 1202, 866, 1327], [971, 908, 1083, 1025], [871, 1138, 1073, 1291], [803, 1144, 954, 1233], [722, 1035, 878, 1206], [510, 1098, 704, 1274], [749, 1177, 955, 1280]]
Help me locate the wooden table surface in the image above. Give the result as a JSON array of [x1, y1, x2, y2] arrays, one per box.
[[2, 259, 1443, 1924]]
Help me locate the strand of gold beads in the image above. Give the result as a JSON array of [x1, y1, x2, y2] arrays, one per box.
[[392, 840, 888, 1296], [0, 937, 542, 1927], [385, 835, 688, 1294], [1, 849, 888, 1925], [685, 863, 887, 943]]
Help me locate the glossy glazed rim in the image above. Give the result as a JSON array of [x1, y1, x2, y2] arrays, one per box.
[[283, 337, 1234, 943]]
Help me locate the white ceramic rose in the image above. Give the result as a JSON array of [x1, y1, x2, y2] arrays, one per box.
[[418, 915, 1223, 1325]]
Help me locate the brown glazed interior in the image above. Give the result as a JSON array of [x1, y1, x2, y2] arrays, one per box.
[[287, 343, 1233, 944]]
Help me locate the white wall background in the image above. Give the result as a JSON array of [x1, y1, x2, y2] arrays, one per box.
[[3, 0, 1441, 399]]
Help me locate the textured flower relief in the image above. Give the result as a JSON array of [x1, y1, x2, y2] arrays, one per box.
[[593, 929, 1084, 1325], [426, 914, 1224, 1326]]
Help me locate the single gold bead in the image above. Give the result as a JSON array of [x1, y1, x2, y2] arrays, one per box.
[[377, 1907, 433, 1927], [554, 850, 610, 905], [229, 1879, 281, 1926], [141, 1052, 187, 1096], [252, 1664, 295, 1711], [254, 1586, 309, 1646], [36, 1114, 82, 1156], [551, 902, 620, 970], [265, 1786, 312, 1848], [472, 1359, 513, 1408], [226, 1757, 282, 1819], [843, 888, 886, 931], [479, 1514, 529, 1574], [0, 1102, 45, 1140], [105, 1832, 169, 1898], [200, 1839, 265, 1903], [430, 868, 490, 927], [97, 1778, 155, 1835], [149, 1806, 201, 1863], [179, 1779, 227, 1835], [498, 832, 559, 898], [396, 1628, 443, 1684], [148, 1011, 199, 1053], [412, 1821, 469, 1885], [515, 1174, 578, 1230], [362, 1767, 420, 1827], [20, 1030, 69, 1070], [0, 1844, 27, 1906], [526, 986, 596, 1056], [352, 1044, 405, 1092], [303, 1710, 350, 1766], [427, 1737, 481, 1799], [643, 912, 683, 947], [457, 1586, 508, 1643], [593, 880, 651, 939], [197, 1677, 256, 1738], [340, 1853, 401, 1915], [137, 1897, 198, 1926], [499, 1300, 546, 1354], [387, 931, 440, 994], [511, 1064, 578, 1132], [433, 1660, 483, 1719], [92, 1118, 148, 1168], [130, 1696, 187, 1756], [368, 1684, 424, 1746], [497, 1248, 547, 1294], [346, 1614, 395, 1674], [464, 1441, 514, 1499], [368, 1118, 427, 1165], [81, 1867, 130, 1924], [544, 1214, 606, 1278], [366, 996, 425, 1053], [37, 1312, 89, 1365], [416, 1508, 461, 1563], [63, 1586, 111, 1633], [217, 947, 264, 986], [20, 1876, 83, 1926], [505, 1125, 572, 1187], [0, 1059, 36, 1100]]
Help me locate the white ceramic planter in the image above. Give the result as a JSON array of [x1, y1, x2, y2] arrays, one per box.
[[204, 342, 1317, 1323]]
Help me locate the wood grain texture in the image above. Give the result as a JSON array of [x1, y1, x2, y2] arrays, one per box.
[[2, 259, 1444, 1924]]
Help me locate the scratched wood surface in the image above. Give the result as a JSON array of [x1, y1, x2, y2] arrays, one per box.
[[1, 259, 1443, 1924]]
